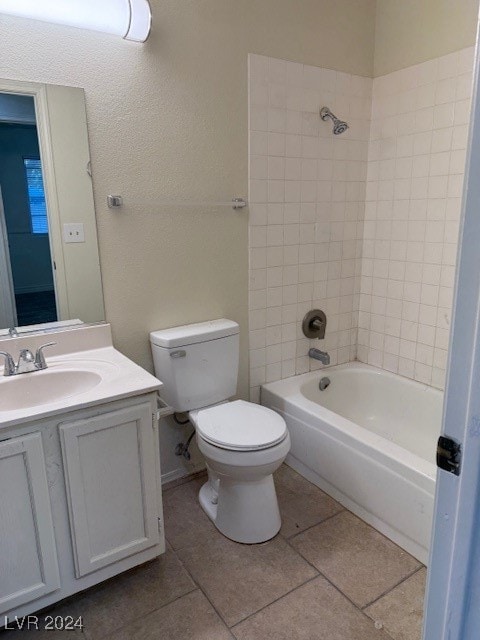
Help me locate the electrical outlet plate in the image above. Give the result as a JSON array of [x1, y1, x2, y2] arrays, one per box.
[[63, 223, 85, 243]]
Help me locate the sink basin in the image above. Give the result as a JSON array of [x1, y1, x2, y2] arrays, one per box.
[[0, 369, 102, 411]]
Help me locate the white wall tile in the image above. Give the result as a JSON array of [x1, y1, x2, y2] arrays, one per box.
[[248, 48, 473, 397], [357, 46, 473, 390]]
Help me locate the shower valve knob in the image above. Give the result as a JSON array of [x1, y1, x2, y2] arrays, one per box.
[[302, 309, 327, 339]]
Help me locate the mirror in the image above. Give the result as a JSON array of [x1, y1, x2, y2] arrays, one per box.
[[0, 79, 104, 333]]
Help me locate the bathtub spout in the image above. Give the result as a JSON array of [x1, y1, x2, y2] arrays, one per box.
[[308, 348, 330, 365]]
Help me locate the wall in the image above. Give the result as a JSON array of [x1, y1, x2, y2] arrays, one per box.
[[358, 47, 475, 389], [0, 123, 54, 294], [0, 0, 376, 410], [374, 0, 478, 76], [248, 55, 372, 400], [159, 415, 206, 484]]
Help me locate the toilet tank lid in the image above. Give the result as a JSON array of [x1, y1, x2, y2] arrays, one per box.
[[150, 319, 239, 348]]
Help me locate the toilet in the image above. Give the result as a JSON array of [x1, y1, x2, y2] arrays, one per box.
[[150, 319, 290, 544]]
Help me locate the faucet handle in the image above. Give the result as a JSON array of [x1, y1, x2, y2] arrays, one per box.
[[35, 342, 57, 370], [19, 348, 34, 361], [0, 351, 15, 376]]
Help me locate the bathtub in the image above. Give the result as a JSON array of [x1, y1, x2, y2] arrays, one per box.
[[261, 362, 443, 563]]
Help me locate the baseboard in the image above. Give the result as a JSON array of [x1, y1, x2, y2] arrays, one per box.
[[161, 464, 206, 486]]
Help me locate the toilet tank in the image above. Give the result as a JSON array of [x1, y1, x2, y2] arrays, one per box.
[[150, 319, 240, 412]]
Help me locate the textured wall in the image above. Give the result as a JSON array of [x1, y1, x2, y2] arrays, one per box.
[[374, 0, 478, 77], [0, 0, 376, 403], [248, 55, 372, 400]]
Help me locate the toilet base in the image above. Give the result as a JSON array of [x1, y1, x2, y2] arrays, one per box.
[[195, 432, 290, 544], [198, 473, 282, 544], [199, 481, 218, 522]]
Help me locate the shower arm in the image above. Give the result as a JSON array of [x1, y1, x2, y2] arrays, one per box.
[[320, 106, 349, 135]]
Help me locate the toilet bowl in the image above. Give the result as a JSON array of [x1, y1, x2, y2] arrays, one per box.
[[190, 400, 290, 543], [150, 319, 291, 544]]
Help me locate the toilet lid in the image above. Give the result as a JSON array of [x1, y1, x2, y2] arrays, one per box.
[[195, 400, 288, 451]]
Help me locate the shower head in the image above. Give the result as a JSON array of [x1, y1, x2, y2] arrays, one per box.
[[320, 106, 349, 135]]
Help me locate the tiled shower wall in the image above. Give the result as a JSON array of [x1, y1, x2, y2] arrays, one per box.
[[357, 47, 475, 390], [248, 48, 475, 398], [248, 55, 372, 401]]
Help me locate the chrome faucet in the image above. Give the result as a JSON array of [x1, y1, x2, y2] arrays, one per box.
[[17, 349, 37, 374], [0, 351, 15, 376], [308, 348, 330, 365], [0, 342, 56, 377]]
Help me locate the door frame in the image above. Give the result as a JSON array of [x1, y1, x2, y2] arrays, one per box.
[[0, 186, 17, 328], [423, 24, 480, 640], [0, 79, 70, 321]]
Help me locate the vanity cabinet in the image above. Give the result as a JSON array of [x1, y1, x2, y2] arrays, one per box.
[[60, 402, 160, 577], [1, 393, 164, 624], [0, 433, 60, 612]]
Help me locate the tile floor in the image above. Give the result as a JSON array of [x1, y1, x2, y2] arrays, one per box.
[[2, 465, 427, 639]]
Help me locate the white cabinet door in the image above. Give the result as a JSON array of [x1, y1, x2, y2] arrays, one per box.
[[0, 433, 60, 612], [60, 402, 160, 578]]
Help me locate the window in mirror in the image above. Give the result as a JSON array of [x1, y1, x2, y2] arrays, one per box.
[[24, 158, 49, 234]]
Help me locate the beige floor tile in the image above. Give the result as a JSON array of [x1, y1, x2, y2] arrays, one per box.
[[163, 476, 219, 551], [365, 568, 427, 640], [233, 575, 392, 640], [178, 534, 318, 626], [106, 590, 233, 640], [275, 464, 344, 537], [76, 551, 195, 639], [290, 511, 421, 607]]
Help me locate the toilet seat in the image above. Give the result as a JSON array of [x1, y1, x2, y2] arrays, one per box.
[[195, 400, 287, 452]]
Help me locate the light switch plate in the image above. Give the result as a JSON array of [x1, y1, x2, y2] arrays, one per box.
[[63, 223, 85, 243]]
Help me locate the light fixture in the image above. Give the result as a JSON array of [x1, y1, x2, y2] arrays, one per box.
[[0, 0, 152, 42]]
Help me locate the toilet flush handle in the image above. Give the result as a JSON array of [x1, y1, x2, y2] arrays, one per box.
[[170, 350, 186, 358]]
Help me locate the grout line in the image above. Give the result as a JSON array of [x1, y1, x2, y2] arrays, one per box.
[[361, 564, 425, 610], [229, 574, 320, 631], [283, 531, 364, 612], [79, 588, 198, 640], [79, 585, 201, 640], [284, 507, 345, 541], [170, 548, 236, 637], [282, 526, 422, 636], [170, 531, 322, 631], [282, 533, 366, 611]]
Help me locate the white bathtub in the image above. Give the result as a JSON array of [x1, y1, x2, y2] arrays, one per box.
[[261, 362, 443, 563]]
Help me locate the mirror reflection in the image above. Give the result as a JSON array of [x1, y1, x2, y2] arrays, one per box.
[[0, 80, 105, 331]]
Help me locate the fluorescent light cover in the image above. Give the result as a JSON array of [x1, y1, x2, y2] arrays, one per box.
[[0, 0, 152, 42]]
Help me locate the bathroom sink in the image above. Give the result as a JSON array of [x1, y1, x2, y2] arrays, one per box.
[[0, 369, 102, 411]]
